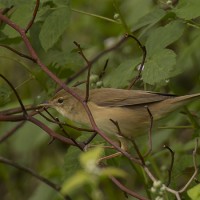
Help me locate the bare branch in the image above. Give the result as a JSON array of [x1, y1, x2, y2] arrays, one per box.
[[28, 115, 84, 147], [0, 121, 25, 143], [99, 59, 109, 80], [83, 132, 98, 145], [178, 138, 199, 193], [126, 34, 147, 89], [25, 0, 40, 33], [163, 145, 175, 186], [54, 117, 84, 151], [110, 176, 149, 200], [41, 108, 94, 132], [73, 41, 92, 102], [66, 37, 126, 85], [0, 156, 60, 190], [0, 44, 35, 62], [0, 74, 28, 117]]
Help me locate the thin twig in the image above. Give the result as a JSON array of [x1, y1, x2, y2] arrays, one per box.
[[0, 156, 72, 200], [0, 121, 25, 143], [83, 132, 98, 145], [178, 138, 199, 193], [163, 145, 175, 186], [72, 80, 87, 87], [73, 41, 92, 102], [42, 109, 100, 150], [55, 117, 84, 151], [110, 119, 148, 163], [0, 74, 28, 117], [65, 37, 127, 85], [0, 105, 43, 115], [0, 156, 61, 191], [25, 0, 40, 33], [42, 108, 94, 132], [99, 59, 109, 79], [1, 5, 14, 15], [126, 34, 147, 89], [0, 45, 35, 62], [28, 115, 84, 147], [110, 176, 149, 200]]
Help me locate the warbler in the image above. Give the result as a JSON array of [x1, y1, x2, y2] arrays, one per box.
[[42, 87, 200, 149]]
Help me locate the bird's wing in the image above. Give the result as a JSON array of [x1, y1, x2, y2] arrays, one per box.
[[89, 88, 176, 107]]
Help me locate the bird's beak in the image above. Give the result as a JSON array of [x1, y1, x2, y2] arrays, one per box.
[[39, 102, 51, 108]]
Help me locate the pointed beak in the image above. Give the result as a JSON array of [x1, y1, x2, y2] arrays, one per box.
[[39, 101, 52, 108]]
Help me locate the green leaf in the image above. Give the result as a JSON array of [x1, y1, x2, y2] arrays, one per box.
[[39, 6, 71, 51], [142, 49, 176, 85], [187, 184, 200, 200], [174, 0, 200, 20], [0, 86, 11, 106], [3, 4, 34, 38], [44, 50, 83, 71], [132, 8, 166, 32], [145, 21, 185, 56], [103, 58, 141, 88], [174, 33, 200, 76], [101, 167, 127, 178], [64, 146, 82, 179], [79, 147, 103, 168], [61, 171, 89, 195]]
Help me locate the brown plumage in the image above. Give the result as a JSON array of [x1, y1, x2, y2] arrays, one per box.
[[44, 87, 200, 148]]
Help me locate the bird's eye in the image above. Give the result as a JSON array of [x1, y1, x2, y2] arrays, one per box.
[[57, 98, 64, 104]]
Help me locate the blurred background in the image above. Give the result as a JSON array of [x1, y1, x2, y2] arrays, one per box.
[[0, 0, 200, 199]]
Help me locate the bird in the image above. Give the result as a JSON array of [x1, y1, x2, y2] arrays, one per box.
[[42, 87, 200, 150]]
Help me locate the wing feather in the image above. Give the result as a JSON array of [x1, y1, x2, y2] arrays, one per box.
[[89, 88, 175, 107]]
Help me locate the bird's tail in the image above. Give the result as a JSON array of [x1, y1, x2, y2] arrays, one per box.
[[168, 93, 200, 108]]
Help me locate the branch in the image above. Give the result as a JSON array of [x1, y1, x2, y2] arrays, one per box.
[[73, 41, 92, 102], [0, 156, 74, 200], [110, 176, 149, 200], [38, 108, 94, 132], [126, 34, 147, 89], [163, 145, 175, 186], [0, 74, 28, 116], [65, 36, 127, 84], [0, 121, 25, 143], [28, 115, 84, 147], [0, 44, 35, 62], [25, 0, 40, 33], [178, 138, 199, 193]]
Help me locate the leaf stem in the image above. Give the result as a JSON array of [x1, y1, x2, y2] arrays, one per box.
[[113, 0, 130, 33], [71, 8, 121, 24]]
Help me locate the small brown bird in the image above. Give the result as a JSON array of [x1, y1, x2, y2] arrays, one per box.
[[42, 87, 200, 149]]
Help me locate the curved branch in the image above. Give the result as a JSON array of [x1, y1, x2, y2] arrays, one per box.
[[0, 44, 35, 62], [0, 156, 61, 192], [126, 34, 147, 89], [110, 176, 149, 200], [25, 0, 40, 33], [0, 121, 25, 143], [0, 74, 28, 117]]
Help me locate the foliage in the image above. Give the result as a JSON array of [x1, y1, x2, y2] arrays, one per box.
[[0, 0, 200, 200]]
